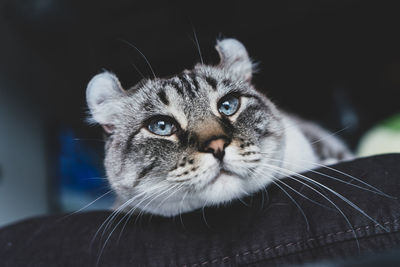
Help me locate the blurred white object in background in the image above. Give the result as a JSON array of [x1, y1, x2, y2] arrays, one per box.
[[358, 114, 400, 157]]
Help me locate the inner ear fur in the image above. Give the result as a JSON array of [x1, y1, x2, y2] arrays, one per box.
[[86, 71, 125, 133], [216, 38, 253, 82]]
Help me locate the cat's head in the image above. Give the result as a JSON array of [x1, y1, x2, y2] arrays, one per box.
[[86, 38, 285, 216]]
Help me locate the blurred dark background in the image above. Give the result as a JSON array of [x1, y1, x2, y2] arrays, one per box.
[[0, 0, 399, 226]]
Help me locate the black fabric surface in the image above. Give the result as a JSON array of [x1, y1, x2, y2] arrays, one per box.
[[1, 154, 400, 267]]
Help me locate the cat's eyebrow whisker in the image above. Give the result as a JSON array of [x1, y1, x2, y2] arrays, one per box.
[[259, 155, 391, 197], [131, 62, 146, 80], [118, 38, 156, 79], [191, 25, 204, 65]]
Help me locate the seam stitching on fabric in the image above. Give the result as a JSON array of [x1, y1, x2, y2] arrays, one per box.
[[184, 218, 400, 267]]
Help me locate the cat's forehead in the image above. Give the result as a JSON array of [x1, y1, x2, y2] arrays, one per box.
[[125, 67, 250, 117]]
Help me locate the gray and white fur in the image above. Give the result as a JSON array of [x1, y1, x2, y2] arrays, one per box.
[[86, 38, 353, 216]]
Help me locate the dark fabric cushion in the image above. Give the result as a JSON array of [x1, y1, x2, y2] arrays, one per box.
[[1, 154, 400, 267]]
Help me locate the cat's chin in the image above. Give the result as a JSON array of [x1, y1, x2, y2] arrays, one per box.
[[199, 171, 245, 202], [131, 172, 247, 217]]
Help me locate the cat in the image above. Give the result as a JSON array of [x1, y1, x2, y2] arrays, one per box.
[[86, 38, 353, 217]]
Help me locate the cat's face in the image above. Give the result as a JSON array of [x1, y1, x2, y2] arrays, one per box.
[[86, 39, 285, 216]]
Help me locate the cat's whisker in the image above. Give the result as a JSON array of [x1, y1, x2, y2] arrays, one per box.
[[91, 197, 136, 260], [178, 191, 189, 227], [101, 191, 149, 235], [272, 180, 310, 230], [299, 159, 393, 198], [130, 185, 179, 223], [91, 190, 148, 247], [73, 138, 105, 143], [247, 168, 310, 230], [84, 177, 109, 181], [97, 194, 140, 242], [237, 197, 250, 207], [145, 185, 189, 227], [59, 190, 113, 222], [275, 178, 336, 211], [135, 184, 185, 224], [260, 162, 389, 232], [134, 184, 183, 223], [115, 184, 176, 243], [96, 184, 176, 265], [113, 184, 180, 243], [153, 184, 185, 212], [114, 191, 163, 242], [255, 164, 361, 252], [115, 183, 182, 243], [129, 183, 179, 219], [259, 155, 390, 197], [201, 205, 210, 228], [308, 126, 351, 146], [249, 166, 335, 211]]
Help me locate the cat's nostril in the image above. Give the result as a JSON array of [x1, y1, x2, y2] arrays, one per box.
[[207, 139, 227, 152], [213, 149, 225, 161], [203, 137, 230, 160]]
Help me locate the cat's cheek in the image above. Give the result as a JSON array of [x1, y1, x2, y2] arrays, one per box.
[[222, 141, 260, 176]]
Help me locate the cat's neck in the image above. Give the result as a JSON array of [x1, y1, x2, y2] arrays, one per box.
[[280, 116, 318, 175]]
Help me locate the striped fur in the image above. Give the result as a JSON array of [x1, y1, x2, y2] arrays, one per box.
[[86, 39, 352, 216]]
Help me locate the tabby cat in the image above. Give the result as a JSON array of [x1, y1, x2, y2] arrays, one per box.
[[86, 38, 352, 216]]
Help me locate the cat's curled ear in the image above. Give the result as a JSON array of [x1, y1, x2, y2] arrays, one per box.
[[86, 71, 125, 134], [216, 38, 253, 82]]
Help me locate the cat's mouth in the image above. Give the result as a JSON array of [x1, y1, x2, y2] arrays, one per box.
[[207, 168, 235, 186]]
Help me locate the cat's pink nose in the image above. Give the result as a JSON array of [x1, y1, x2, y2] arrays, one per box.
[[204, 137, 230, 160]]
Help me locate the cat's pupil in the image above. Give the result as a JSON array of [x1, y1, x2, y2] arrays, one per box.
[[223, 102, 230, 110], [158, 121, 166, 130]]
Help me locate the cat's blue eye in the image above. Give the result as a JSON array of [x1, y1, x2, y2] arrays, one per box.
[[147, 118, 176, 136], [218, 95, 240, 116]]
